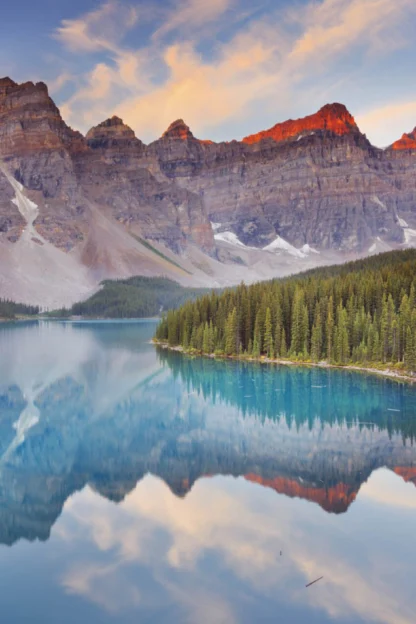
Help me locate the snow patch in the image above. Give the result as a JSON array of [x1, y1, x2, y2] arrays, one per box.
[[404, 228, 416, 244], [214, 231, 247, 248], [263, 235, 306, 258], [398, 216, 409, 228], [368, 243, 377, 253], [301, 244, 320, 255], [296, 132, 315, 141], [397, 213, 416, 246], [371, 196, 387, 210], [210, 222, 222, 232]]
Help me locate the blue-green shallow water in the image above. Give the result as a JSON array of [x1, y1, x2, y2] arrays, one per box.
[[0, 320, 415, 624]]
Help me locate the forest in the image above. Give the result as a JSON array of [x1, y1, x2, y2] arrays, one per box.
[[0, 299, 39, 319], [53, 276, 211, 318], [155, 250, 416, 373]]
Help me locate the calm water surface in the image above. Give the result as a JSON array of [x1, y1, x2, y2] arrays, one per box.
[[0, 320, 415, 624]]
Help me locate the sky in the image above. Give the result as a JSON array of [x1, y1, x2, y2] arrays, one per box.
[[1, 0, 416, 146]]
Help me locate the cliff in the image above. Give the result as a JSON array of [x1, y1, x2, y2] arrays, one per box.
[[0, 76, 416, 304]]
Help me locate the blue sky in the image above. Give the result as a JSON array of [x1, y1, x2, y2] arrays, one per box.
[[1, 0, 416, 146]]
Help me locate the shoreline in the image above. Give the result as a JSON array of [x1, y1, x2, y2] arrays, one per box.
[[153, 341, 416, 384]]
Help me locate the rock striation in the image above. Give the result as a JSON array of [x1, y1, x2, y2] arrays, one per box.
[[0, 76, 416, 298]]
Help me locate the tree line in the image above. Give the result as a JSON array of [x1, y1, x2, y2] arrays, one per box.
[[155, 250, 416, 372], [50, 276, 211, 318], [0, 299, 39, 319]]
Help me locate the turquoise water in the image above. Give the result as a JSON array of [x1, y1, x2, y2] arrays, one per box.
[[0, 320, 415, 624]]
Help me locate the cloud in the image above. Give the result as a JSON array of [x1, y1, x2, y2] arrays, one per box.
[[153, 0, 234, 40], [58, 471, 416, 624], [357, 99, 416, 146], [54, 0, 416, 143], [48, 72, 75, 95], [55, 1, 139, 54], [288, 0, 413, 67]]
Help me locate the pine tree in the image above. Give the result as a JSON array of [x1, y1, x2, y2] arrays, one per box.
[[311, 304, 322, 362], [264, 307, 274, 358], [280, 327, 287, 358], [225, 308, 238, 355], [326, 296, 334, 362]]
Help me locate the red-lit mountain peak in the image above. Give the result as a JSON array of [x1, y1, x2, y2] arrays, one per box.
[[391, 128, 416, 150], [242, 102, 359, 145], [162, 119, 194, 140]]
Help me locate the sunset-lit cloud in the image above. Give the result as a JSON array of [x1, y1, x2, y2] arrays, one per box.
[[3, 0, 416, 145], [357, 99, 416, 147], [152, 0, 235, 40], [55, 1, 139, 54], [47, 0, 416, 145], [58, 470, 416, 624]]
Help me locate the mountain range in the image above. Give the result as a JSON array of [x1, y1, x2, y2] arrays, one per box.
[[1, 76, 416, 307]]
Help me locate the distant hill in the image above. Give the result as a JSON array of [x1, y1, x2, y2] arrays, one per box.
[[52, 276, 212, 319]]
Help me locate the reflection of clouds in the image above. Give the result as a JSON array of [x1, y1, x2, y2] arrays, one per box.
[[64, 560, 141, 614], [58, 472, 416, 624], [360, 468, 416, 509]]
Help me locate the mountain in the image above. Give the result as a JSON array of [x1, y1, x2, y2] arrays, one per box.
[[0, 76, 416, 306]]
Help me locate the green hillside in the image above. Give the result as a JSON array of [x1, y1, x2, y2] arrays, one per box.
[[52, 276, 211, 319]]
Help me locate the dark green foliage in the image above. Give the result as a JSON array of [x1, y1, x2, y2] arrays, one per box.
[[55, 277, 210, 319], [0, 299, 39, 319], [155, 250, 416, 373]]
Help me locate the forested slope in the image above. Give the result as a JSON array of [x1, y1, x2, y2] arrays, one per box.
[[155, 250, 416, 372], [54, 276, 211, 318], [0, 299, 39, 319]]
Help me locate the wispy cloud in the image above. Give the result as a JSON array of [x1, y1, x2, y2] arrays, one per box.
[[53, 0, 416, 144], [153, 0, 235, 39], [55, 1, 139, 53]]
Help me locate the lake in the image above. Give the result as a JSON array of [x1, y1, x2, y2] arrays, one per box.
[[0, 320, 415, 624]]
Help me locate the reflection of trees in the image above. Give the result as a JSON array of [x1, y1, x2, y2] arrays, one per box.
[[157, 348, 416, 443]]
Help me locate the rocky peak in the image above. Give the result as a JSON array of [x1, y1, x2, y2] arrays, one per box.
[[0, 78, 79, 158], [86, 116, 137, 144], [391, 128, 416, 150], [162, 119, 194, 140], [242, 102, 359, 145], [0, 77, 17, 95]]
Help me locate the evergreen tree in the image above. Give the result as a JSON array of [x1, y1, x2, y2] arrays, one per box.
[[225, 308, 238, 355], [264, 307, 274, 358]]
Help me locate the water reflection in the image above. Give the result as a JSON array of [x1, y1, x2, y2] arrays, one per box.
[[0, 321, 415, 623]]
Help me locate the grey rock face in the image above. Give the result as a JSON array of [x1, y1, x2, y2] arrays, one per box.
[[0, 77, 415, 270]]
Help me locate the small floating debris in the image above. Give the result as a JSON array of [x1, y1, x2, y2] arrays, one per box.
[[306, 576, 323, 588], [387, 408, 401, 413], [311, 385, 326, 388], [244, 395, 252, 398]]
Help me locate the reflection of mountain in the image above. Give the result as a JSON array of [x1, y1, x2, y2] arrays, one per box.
[[0, 322, 415, 545], [245, 475, 358, 514]]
